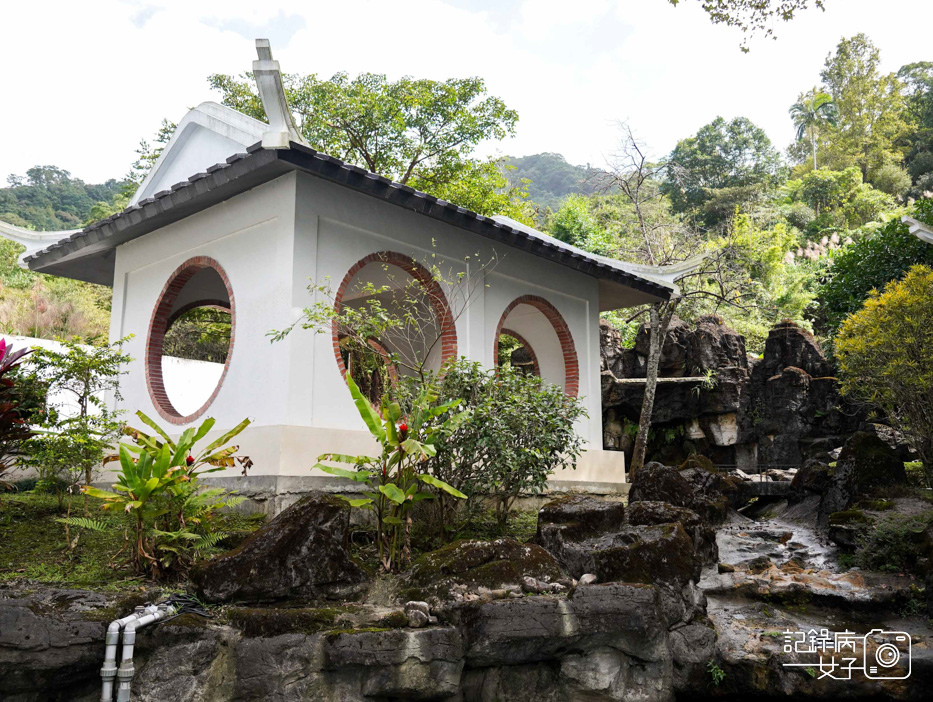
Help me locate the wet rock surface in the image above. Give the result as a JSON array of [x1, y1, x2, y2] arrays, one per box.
[[190, 492, 366, 603]]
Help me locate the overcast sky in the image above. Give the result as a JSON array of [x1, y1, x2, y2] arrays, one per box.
[[3, 0, 932, 184]]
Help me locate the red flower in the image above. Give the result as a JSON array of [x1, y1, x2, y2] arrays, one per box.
[[185, 455, 194, 466], [398, 422, 408, 439]]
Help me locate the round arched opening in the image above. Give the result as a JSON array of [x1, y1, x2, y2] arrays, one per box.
[[333, 252, 457, 396], [494, 295, 578, 396], [146, 257, 235, 424]]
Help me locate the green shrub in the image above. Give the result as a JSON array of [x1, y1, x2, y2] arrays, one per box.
[[854, 512, 933, 574], [836, 264, 933, 485], [419, 360, 587, 531]]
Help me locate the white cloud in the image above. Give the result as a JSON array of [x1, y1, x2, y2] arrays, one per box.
[[2, 0, 931, 185]]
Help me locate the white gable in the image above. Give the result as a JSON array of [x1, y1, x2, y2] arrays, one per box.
[[130, 101, 266, 206]]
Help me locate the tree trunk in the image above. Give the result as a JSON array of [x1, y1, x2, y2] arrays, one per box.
[[812, 135, 818, 171], [629, 301, 677, 478]]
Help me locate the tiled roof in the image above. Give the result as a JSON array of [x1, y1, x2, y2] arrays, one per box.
[[25, 142, 672, 301]]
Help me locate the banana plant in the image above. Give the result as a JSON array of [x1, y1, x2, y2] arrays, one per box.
[[315, 374, 469, 571]]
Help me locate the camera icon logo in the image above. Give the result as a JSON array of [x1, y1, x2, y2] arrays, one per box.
[[863, 629, 911, 680]]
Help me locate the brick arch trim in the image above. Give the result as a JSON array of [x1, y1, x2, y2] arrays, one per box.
[[145, 256, 236, 425], [498, 327, 541, 377], [166, 299, 231, 328], [493, 295, 579, 397], [332, 251, 458, 382]]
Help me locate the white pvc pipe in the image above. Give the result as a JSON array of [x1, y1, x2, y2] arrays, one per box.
[[100, 606, 157, 702], [114, 605, 175, 702]]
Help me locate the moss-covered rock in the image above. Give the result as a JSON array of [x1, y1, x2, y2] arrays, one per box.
[[190, 492, 366, 604], [403, 538, 562, 601], [625, 500, 718, 565], [791, 458, 834, 495], [828, 509, 870, 526], [227, 606, 352, 638], [591, 523, 700, 588], [838, 432, 907, 492], [628, 462, 695, 508]]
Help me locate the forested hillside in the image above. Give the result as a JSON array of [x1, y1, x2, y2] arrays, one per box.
[[502, 153, 604, 210], [0, 166, 124, 340], [0, 166, 125, 231]]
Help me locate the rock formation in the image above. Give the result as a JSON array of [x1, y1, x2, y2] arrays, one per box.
[[601, 317, 867, 471]]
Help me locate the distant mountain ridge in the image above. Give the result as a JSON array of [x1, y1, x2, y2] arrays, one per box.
[[503, 153, 606, 211], [0, 166, 124, 232]]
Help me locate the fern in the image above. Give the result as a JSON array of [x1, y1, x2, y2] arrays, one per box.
[[56, 517, 108, 531], [193, 531, 229, 551]]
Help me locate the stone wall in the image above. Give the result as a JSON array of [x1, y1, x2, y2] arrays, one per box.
[[601, 317, 864, 471]]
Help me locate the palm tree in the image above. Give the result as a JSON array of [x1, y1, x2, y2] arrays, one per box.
[[789, 90, 838, 171]]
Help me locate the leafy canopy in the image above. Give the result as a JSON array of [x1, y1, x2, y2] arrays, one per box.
[[836, 265, 933, 483], [814, 198, 933, 335], [662, 116, 782, 224]]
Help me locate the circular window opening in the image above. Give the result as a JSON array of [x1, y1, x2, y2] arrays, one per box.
[[146, 258, 235, 424], [333, 252, 457, 396]]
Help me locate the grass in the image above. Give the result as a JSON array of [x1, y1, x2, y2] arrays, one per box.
[[0, 491, 266, 591], [0, 492, 137, 589]]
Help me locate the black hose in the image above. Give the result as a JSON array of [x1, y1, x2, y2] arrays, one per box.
[[156, 593, 214, 624]]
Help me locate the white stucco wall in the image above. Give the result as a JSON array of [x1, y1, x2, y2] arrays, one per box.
[[107, 169, 624, 485]]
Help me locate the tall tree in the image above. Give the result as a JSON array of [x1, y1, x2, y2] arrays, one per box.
[[897, 62, 933, 196], [789, 89, 838, 171], [819, 34, 908, 179], [602, 127, 759, 475], [661, 116, 782, 225], [208, 71, 529, 220]]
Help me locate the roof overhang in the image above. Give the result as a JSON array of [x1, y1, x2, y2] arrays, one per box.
[[26, 142, 673, 305], [904, 215, 933, 244]]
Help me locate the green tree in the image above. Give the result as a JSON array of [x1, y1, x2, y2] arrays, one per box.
[[789, 89, 838, 171], [836, 265, 933, 485], [814, 198, 933, 335], [22, 338, 132, 488], [662, 116, 782, 226], [819, 34, 909, 180], [208, 70, 526, 220], [550, 194, 615, 255], [898, 62, 933, 197]]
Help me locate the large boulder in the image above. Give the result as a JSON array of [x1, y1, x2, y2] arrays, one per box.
[[790, 458, 834, 497], [191, 493, 365, 603], [754, 321, 832, 381], [535, 495, 625, 574], [626, 501, 718, 565], [815, 432, 907, 528], [629, 460, 734, 525], [628, 462, 695, 507]]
